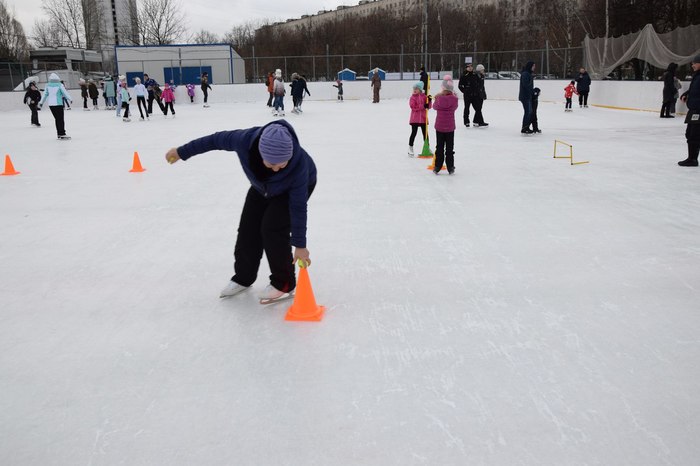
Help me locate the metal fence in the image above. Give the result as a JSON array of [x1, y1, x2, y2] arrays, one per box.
[[2, 46, 585, 91], [245, 46, 585, 83]]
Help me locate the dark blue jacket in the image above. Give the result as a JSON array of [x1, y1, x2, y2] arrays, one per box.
[[176, 120, 317, 248], [519, 61, 534, 102], [683, 69, 700, 112], [575, 72, 591, 93]]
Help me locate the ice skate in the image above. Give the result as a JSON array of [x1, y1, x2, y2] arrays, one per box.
[[448, 168, 455, 175], [474, 122, 489, 127], [83, 108, 90, 111], [219, 280, 250, 298], [259, 284, 294, 305], [408, 146, 414, 157], [122, 117, 130, 122], [203, 103, 210, 108], [57, 135, 71, 140]]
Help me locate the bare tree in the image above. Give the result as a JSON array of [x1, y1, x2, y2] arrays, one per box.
[[190, 29, 219, 44], [40, 0, 86, 48], [0, 0, 30, 60], [137, 0, 188, 45], [32, 18, 69, 48]]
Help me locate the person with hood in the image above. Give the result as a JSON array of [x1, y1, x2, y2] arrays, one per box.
[[290, 73, 311, 114], [519, 61, 536, 134], [161, 82, 176, 117], [575, 67, 591, 108], [79, 79, 89, 110], [23, 81, 41, 127], [678, 55, 700, 166], [104, 76, 116, 110], [661, 63, 678, 118], [273, 71, 286, 117], [164, 120, 318, 304], [432, 75, 459, 175], [371, 68, 382, 103], [87, 79, 99, 109], [38, 73, 72, 139], [458, 63, 479, 127], [473, 64, 489, 127]]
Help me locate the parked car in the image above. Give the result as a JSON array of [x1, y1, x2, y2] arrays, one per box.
[[498, 71, 521, 79]]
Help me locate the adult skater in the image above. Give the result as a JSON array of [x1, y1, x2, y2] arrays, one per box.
[[458, 63, 479, 127], [575, 67, 591, 108], [79, 78, 89, 110], [266, 71, 275, 107], [661, 63, 678, 118], [678, 55, 700, 167], [371, 68, 382, 103], [23, 81, 41, 127], [201, 72, 212, 107], [164, 120, 317, 303], [474, 64, 489, 127], [143, 73, 164, 114], [38, 72, 72, 139], [88, 79, 99, 109], [519, 61, 535, 134]]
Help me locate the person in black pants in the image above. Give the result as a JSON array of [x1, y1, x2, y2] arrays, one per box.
[[23, 82, 41, 127], [458, 64, 479, 127], [201, 72, 212, 107], [164, 120, 318, 302], [575, 67, 591, 108], [679, 55, 700, 167], [530, 87, 542, 133], [661, 63, 678, 118], [519, 61, 535, 134]]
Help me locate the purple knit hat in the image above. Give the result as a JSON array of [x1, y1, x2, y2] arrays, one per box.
[[259, 124, 294, 164]]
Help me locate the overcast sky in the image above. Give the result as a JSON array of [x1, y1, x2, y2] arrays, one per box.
[[9, 0, 349, 41]]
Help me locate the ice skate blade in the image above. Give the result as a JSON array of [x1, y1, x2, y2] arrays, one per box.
[[260, 293, 294, 305]]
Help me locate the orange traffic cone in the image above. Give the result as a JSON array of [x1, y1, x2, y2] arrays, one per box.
[[1, 154, 20, 176], [129, 151, 146, 172], [285, 266, 325, 321], [426, 155, 446, 171]]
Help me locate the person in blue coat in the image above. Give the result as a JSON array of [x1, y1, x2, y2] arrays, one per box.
[[165, 120, 318, 301], [519, 61, 535, 134], [679, 55, 700, 167]]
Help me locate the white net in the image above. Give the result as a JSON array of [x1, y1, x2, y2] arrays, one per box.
[[584, 23, 700, 79]]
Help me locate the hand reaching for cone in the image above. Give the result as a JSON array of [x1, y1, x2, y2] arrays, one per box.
[[165, 148, 181, 164]]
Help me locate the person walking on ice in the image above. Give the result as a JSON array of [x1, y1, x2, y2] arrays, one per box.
[[164, 120, 318, 304], [38, 73, 72, 139]]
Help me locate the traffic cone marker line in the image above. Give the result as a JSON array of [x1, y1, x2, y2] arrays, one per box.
[[1, 155, 20, 176], [285, 266, 325, 322], [129, 151, 146, 172]]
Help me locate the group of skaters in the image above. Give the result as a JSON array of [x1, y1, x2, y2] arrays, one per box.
[[23, 71, 213, 139], [265, 69, 311, 116]]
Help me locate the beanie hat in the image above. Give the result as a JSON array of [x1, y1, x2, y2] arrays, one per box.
[[49, 72, 60, 82], [476, 64, 485, 72], [412, 81, 424, 91], [441, 74, 454, 92], [692, 55, 700, 64], [259, 124, 294, 165]]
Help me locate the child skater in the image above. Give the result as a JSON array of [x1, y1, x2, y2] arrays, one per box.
[[432, 75, 459, 175], [407, 81, 431, 157], [273, 71, 286, 117], [333, 79, 344, 102], [530, 87, 542, 134], [186, 83, 195, 103], [161, 82, 176, 117], [38, 72, 72, 139], [133, 77, 148, 120], [164, 120, 317, 304], [564, 80, 578, 112], [88, 79, 99, 110], [23, 81, 41, 127], [120, 80, 131, 122], [201, 72, 212, 107]]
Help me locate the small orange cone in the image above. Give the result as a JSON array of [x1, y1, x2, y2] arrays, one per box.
[[285, 266, 325, 322], [1, 155, 20, 176], [426, 155, 446, 171], [129, 151, 146, 172]]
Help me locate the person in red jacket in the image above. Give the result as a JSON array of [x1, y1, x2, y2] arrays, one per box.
[[564, 80, 579, 112]]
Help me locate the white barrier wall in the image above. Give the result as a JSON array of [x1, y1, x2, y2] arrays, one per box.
[[0, 79, 688, 113]]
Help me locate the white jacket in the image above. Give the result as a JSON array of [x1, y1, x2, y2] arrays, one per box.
[[39, 74, 72, 107]]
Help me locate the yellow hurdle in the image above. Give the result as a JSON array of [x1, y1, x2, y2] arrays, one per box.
[[553, 140, 589, 165]]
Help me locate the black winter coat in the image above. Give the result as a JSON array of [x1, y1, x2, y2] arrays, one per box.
[[23, 88, 41, 105], [519, 61, 535, 102], [662, 64, 678, 102], [575, 72, 591, 93], [458, 71, 479, 98], [681, 69, 700, 113]]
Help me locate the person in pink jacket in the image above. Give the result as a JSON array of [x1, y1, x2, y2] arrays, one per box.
[[432, 75, 460, 175], [408, 81, 431, 157], [161, 83, 176, 116]]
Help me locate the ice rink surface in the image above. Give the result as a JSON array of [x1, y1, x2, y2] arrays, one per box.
[[1, 95, 699, 465]]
